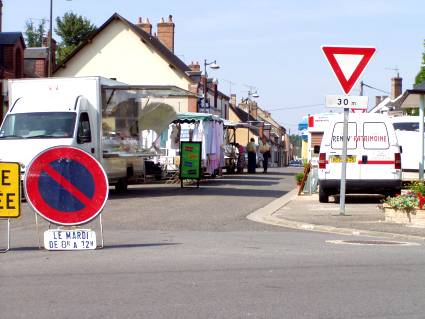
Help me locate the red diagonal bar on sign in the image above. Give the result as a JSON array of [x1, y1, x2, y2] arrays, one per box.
[[43, 165, 93, 208]]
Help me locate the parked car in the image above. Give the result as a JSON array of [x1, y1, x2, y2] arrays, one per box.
[[289, 159, 303, 167]]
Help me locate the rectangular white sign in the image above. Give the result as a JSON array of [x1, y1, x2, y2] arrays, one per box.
[[44, 229, 96, 250], [325, 95, 368, 109]]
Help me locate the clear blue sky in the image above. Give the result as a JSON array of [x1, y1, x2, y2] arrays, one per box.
[[3, 0, 424, 133]]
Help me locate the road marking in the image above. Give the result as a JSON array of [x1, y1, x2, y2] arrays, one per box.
[[326, 240, 420, 246]]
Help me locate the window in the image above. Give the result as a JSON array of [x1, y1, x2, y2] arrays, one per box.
[[77, 112, 91, 143], [0, 112, 76, 139], [362, 122, 389, 149], [331, 122, 357, 150], [393, 122, 419, 132]]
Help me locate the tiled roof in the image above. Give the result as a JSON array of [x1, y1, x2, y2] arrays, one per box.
[[0, 32, 24, 45], [230, 104, 257, 122], [24, 47, 48, 59]]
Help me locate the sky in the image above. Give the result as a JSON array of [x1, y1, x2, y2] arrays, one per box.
[[3, 0, 424, 133]]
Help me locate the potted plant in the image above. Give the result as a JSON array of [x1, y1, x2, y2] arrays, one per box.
[[382, 181, 425, 225], [295, 172, 304, 185]]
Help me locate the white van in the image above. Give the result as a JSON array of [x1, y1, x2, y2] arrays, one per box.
[[390, 116, 422, 181], [318, 113, 402, 203]]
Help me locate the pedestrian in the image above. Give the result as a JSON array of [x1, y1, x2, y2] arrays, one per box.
[[246, 137, 257, 173], [259, 136, 271, 173], [236, 143, 246, 173]]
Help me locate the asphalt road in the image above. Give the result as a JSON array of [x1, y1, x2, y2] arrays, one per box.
[[2, 167, 425, 319]]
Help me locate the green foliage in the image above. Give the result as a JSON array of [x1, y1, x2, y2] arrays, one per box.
[[384, 182, 425, 211], [404, 108, 419, 116], [24, 19, 46, 47], [55, 12, 96, 63], [408, 181, 425, 196], [415, 40, 425, 85], [295, 172, 304, 184], [384, 193, 418, 211]]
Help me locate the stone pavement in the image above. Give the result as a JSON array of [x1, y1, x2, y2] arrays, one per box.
[[248, 188, 425, 242]]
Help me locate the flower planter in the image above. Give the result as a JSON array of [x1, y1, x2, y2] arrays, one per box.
[[383, 204, 425, 226]]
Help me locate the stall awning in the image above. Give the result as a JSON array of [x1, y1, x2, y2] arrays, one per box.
[[175, 112, 223, 123], [102, 85, 198, 98]]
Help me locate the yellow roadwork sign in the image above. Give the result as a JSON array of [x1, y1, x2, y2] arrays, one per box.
[[0, 162, 20, 218]]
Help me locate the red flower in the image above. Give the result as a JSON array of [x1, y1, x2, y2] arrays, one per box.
[[417, 192, 425, 209]]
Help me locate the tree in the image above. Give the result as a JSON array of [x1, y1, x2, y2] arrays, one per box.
[[24, 19, 46, 47], [55, 12, 96, 63], [415, 40, 425, 85]]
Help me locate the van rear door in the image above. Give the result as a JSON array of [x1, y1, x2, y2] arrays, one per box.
[[327, 121, 359, 180], [358, 121, 396, 180]]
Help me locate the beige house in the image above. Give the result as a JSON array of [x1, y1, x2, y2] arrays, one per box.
[[54, 13, 200, 113], [228, 103, 259, 147], [228, 97, 288, 166]]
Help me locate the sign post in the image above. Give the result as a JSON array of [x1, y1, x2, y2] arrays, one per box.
[[0, 162, 20, 253], [179, 141, 202, 188], [322, 45, 376, 215], [25, 146, 108, 250]]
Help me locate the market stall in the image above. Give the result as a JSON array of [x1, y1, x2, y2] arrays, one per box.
[[162, 112, 224, 176]]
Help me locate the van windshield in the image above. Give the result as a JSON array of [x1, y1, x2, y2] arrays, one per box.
[[0, 112, 76, 139]]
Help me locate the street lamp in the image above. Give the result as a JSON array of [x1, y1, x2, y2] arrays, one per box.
[[247, 88, 259, 121], [48, 0, 72, 77], [203, 59, 220, 112], [246, 88, 259, 140]]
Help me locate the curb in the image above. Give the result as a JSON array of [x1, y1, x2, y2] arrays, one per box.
[[247, 189, 425, 243]]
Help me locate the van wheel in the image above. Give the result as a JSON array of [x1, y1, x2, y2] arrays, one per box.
[[319, 188, 329, 203], [334, 195, 340, 204], [385, 190, 400, 198], [115, 179, 128, 193]]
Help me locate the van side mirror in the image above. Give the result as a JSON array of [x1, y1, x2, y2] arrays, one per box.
[[399, 146, 403, 154], [313, 145, 320, 154]]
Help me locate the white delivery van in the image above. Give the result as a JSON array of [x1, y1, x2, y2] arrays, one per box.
[[318, 113, 402, 203], [0, 77, 186, 191], [390, 116, 422, 181]]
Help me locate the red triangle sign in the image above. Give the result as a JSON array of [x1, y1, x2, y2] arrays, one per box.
[[322, 46, 376, 95]]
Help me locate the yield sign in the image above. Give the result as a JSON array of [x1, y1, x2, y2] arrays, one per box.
[[322, 46, 376, 95]]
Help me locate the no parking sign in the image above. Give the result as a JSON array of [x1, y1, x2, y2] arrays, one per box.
[[25, 146, 108, 226]]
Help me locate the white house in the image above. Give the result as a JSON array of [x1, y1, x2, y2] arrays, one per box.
[[54, 13, 200, 113]]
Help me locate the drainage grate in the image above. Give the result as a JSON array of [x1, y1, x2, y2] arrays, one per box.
[[326, 240, 420, 246]]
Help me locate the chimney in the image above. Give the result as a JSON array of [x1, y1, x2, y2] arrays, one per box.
[[250, 103, 258, 120], [157, 15, 175, 52], [188, 61, 200, 72], [43, 33, 57, 69], [391, 76, 402, 99], [136, 17, 152, 35], [230, 94, 237, 106]]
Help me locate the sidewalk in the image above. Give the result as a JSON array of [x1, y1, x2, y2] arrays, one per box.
[[248, 189, 425, 242]]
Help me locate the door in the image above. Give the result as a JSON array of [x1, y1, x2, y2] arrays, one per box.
[[359, 121, 393, 180], [327, 121, 359, 180], [76, 112, 96, 157]]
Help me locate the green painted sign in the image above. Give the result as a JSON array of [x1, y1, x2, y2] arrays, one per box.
[[180, 141, 202, 180]]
